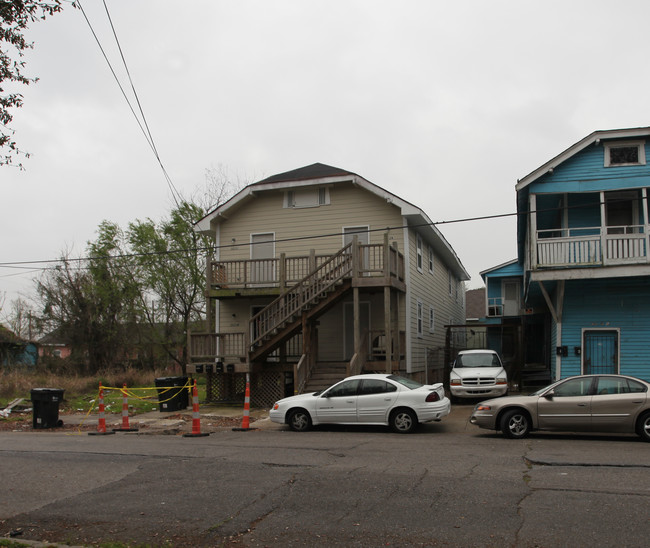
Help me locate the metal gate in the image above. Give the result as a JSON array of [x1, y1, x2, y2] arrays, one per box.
[[583, 330, 618, 374]]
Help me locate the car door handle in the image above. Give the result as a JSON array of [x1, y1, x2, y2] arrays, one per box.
[[577, 403, 587, 407]]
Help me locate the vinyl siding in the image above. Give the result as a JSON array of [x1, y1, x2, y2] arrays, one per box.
[[530, 142, 650, 194], [406, 228, 465, 373], [555, 278, 650, 382], [217, 182, 405, 261]]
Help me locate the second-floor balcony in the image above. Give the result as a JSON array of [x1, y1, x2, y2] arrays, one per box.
[[534, 225, 648, 269], [208, 242, 406, 291]]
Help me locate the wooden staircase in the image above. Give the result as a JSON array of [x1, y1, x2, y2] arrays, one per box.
[[303, 362, 349, 392], [249, 242, 355, 362]]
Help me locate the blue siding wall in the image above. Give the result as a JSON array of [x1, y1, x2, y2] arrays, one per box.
[[530, 142, 650, 194], [557, 278, 650, 381]]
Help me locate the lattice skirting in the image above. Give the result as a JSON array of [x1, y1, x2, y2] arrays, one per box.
[[206, 370, 288, 408]]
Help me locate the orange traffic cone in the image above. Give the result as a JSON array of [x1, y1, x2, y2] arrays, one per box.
[[183, 380, 209, 438], [88, 384, 116, 436], [233, 373, 257, 431], [113, 383, 138, 432]]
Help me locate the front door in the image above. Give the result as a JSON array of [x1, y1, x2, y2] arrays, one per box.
[[583, 330, 618, 374], [502, 280, 520, 316], [315, 378, 360, 423], [537, 377, 593, 430], [251, 233, 275, 283]]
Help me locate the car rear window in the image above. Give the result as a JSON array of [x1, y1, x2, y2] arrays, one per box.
[[388, 375, 423, 390]]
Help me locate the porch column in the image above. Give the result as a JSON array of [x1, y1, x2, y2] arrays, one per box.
[[384, 286, 392, 373], [600, 191, 606, 263], [302, 311, 313, 370], [643, 188, 649, 264], [353, 286, 360, 359], [529, 193, 537, 269]]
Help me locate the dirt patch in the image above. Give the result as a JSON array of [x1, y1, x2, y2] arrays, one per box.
[[0, 411, 252, 434]]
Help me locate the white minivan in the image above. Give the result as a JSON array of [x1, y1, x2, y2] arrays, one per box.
[[449, 349, 508, 401]]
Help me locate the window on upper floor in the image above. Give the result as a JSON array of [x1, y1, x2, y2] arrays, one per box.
[[416, 234, 423, 272], [428, 245, 434, 274], [417, 300, 423, 337], [429, 306, 435, 333], [285, 187, 330, 208], [604, 141, 646, 167]]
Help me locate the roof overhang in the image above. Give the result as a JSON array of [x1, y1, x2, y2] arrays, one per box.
[[194, 166, 470, 281], [515, 126, 650, 192]]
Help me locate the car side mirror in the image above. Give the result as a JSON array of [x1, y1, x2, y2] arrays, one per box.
[[544, 389, 555, 399]]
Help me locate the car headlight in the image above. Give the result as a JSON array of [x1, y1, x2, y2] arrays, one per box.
[[496, 377, 507, 385], [450, 378, 462, 386], [475, 404, 491, 411], [272, 403, 280, 410]]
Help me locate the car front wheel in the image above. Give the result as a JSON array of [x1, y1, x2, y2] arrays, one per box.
[[637, 411, 650, 442], [287, 409, 312, 432], [390, 408, 417, 434], [500, 409, 531, 439]]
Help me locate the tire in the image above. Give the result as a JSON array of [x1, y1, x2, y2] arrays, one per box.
[[287, 409, 312, 432], [390, 408, 418, 434], [500, 409, 531, 439], [637, 411, 650, 442]]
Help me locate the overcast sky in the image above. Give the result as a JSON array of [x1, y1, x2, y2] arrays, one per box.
[[3, 0, 650, 313]]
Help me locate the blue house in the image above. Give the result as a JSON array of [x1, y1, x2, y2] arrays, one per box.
[[0, 325, 37, 367], [479, 260, 550, 389], [486, 127, 650, 384]]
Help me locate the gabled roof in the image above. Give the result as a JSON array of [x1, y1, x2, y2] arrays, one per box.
[[480, 259, 521, 281], [195, 162, 470, 280], [253, 163, 356, 185], [515, 126, 650, 191]]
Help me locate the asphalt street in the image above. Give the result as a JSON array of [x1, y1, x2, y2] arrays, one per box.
[[1, 404, 649, 547]]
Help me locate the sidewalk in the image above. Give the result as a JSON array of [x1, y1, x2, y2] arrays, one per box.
[[60, 404, 277, 434]]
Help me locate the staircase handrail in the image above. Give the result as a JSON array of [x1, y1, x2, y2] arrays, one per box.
[[250, 242, 355, 348]]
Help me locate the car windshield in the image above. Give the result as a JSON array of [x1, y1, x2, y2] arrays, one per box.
[[388, 375, 423, 390], [455, 353, 501, 368]]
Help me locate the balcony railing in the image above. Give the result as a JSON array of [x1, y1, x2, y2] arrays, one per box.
[[209, 243, 405, 290], [535, 225, 648, 268]]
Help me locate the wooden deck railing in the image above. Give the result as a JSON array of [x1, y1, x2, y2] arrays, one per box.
[[188, 332, 247, 360], [535, 225, 648, 268], [209, 243, 405, 289], [191, 238, 406, 364], [250, 243, 355, 348]]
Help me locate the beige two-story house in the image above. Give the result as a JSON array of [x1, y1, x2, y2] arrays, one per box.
[[190, 163, 469, 406]]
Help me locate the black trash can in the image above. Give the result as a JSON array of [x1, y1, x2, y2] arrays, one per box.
[[31, 388, 65, 429], [155, 376, 189, 411]]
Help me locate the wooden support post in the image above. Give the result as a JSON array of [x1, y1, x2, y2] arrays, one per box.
[[279, 252, 286, 290], [384, 286, 392, 373], [353, 286, 360, 365], [383, 233, 390, 280], [352, 235, 360, 278]]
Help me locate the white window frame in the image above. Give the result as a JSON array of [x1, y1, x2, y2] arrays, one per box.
[[416, 234, 423, 273], [428, 245, 434, 274], [284, 187, 330, 208], [448, 270, 453, 296], [417, 300, 423, 338], [429, 306, 435, 333], [604, 140, 646, 167]]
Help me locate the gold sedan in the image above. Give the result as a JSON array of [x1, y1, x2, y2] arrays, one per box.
[[470, 374, 650, 441]]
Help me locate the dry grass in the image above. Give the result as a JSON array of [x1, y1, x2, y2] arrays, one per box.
[[0, 367, 179, 403]]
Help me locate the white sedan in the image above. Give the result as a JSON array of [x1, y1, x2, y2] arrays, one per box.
[[270, 374, 451, 433]]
